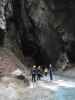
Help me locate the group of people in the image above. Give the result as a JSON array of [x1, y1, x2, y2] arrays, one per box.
[[31, 64, 53, 82], [31, 65, 42, 82]]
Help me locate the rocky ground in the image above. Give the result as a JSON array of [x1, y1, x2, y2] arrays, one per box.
[[0, 74, 75, 100], [0, 76, 29, 100]]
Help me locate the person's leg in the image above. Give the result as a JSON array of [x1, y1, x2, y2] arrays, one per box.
[[50, 72, 53, 80], [39, 75, 40, 80], [37, 74, 39, 80], [34, 75, 36, 82], [32, 74, 35, 82], [37, 74, 40, 80], [32, 74, 34, 82]]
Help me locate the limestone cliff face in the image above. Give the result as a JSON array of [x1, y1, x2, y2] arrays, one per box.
[[0, 0, 75, 66]]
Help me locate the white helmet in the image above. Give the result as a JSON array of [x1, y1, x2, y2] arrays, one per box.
[[49, 64, 52, 67], [33, 65, 36, 68]]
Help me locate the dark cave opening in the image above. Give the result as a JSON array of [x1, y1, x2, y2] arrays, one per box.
[[67, 41, 75, 63], [21, 36, 50, 66], [0, 29, 5, 46]]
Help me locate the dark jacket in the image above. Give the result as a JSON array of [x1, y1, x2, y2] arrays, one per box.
[[32, 68, 37, 75]]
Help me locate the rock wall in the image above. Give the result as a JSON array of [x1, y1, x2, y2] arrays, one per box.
[[0, 0, 75, 66]]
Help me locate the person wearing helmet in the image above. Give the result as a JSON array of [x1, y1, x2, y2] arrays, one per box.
[[44, 68, 48, 76], [37, 66, 42, 80], [31, 65, 37, 82]]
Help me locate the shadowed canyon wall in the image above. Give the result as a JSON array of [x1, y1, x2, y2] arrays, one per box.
[[0, 0, 75, 67]]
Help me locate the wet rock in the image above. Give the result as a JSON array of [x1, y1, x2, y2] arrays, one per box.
[[16, 75, 25, 80]]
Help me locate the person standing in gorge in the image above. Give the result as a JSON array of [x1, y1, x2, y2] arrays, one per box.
[[44, 67, 48, 76], [31, 65, 37, 82], [37, 66, 42, 80], [49, 64, 53, 80]]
